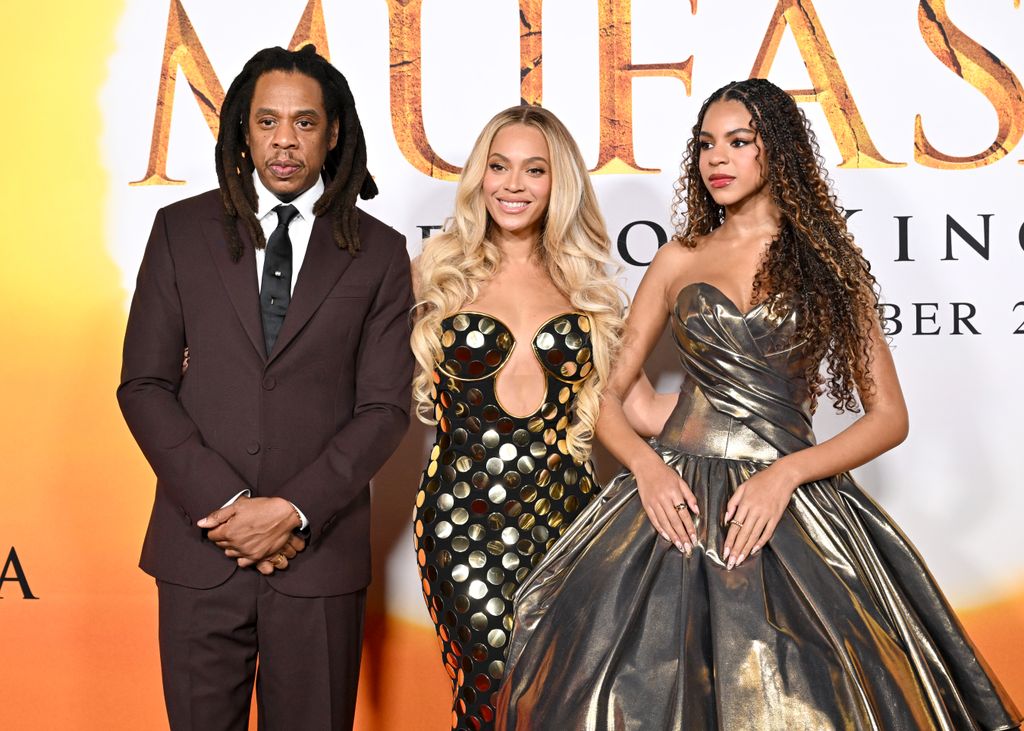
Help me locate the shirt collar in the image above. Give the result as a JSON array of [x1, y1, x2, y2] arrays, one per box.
[[252, 171, 324, 224]]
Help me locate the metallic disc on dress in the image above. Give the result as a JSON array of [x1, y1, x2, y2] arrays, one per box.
[[487, 629, 507, 648], [466, 330, 485, 348], [452, 314, 470, 331], [472, 471, 488, 489], [437, 493, 454, 511], [535, 498, 551, 515], [565, 332, 583, 349], [517, 456, 535, 473], [451, 507, 469, 525], [467, 524, 485, 541], [451, 564, 469, 582], [487, 539, 505, 555], [565, 495, 580, 512], [502, 553, 520, 570], [468, 580, 488, 599], [532, 525, 550, 542], [470, 443, 486, 461], [468, 550, 486, 568], [534, 331, 555, 352], [470, 613, 488, 631], [503, 500, 523, 518], [501, 527, 520, 545], [488, 485, 507, 503], [498, 443, 518, 462], [454, 595, 470, 613], [486, 457, 504, 475], [503, 471, 521, 488], [553, 318, 571, 335], [487, 567, 505, 585], [527, 416, 544, 432], [453, 481, 471, 499], [486, 597, 506, 616], [486, 514, 505, 531], [489, 660, 505, 679], [455, 456, 472, 473], [465, 416, 481, 433], [435, 521, 452, 539], [512, 429, 530, 446], [577, 346, 591, 363], [496, 331, 512, 350], [541, 403, 557, 420], [453, 428, 468, 445], [482, 429, 500, 449], [529, 441, 547, 459], [518, 514, 536, 531], [478, 317, 496, 335], [451, 536, 470, 552], [520, 485, 538, 502], [550, 483, 564, 500], [441, 330, 456, 347], [548, 511, 564, 529]]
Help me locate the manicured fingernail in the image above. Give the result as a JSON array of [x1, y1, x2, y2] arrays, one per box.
[[727, 558, 735, 570], [737, 554, 745, 564], [751, 545, 760, 555], [675, 541, 684, 552], [691, 505, 700, 515], [689, 533, 697, 544], [661, 532, 670, 542], [684, 543, 692, 556], [723, 547, 730, 560]]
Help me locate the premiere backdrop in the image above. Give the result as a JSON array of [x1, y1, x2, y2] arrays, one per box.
[[2, 0, 1023, 728]]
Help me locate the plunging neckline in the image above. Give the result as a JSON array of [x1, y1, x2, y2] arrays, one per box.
[[446, 310, 587, 419]]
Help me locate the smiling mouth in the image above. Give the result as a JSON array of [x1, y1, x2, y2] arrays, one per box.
[[497, 199, 530, 213]]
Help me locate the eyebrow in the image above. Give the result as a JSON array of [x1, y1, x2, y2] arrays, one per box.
[[699, 127, 755, 138], [488, 152, 549, 165], [253, 107, 322, 118]]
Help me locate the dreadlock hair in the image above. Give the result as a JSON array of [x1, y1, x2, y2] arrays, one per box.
[[671, 78, 883, 413], [215, 45, 377, 261]]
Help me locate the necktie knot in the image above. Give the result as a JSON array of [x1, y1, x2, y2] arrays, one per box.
[[273, 204, 299, 230]]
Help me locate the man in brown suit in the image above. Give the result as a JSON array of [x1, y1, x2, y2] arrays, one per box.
[[118, 46, 413, 730]]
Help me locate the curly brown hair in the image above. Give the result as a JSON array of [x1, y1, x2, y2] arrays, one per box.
[[671, 77, 882, 413]]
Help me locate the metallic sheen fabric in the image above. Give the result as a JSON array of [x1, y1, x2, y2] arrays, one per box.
[[496, 283, 1021, 731], [414, 311, 600, 731]]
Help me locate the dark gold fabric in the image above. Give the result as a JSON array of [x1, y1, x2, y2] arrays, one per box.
[[496, 283, 1020, 731], [414, 311, 601, 731]]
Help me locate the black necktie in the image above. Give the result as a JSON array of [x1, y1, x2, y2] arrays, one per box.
[[260, 204, 299, 356]]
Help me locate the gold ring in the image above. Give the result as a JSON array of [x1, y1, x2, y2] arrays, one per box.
[[730, 519, 744, 528], [674, 503, 687, 511], [272, 554, 285, 567]]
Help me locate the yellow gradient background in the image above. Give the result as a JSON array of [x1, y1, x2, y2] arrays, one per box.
[[0, 2, 1020, 729]]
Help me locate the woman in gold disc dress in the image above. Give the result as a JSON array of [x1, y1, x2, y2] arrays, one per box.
[[410, 105, 628, 731], [496, 80, 1021, 730]]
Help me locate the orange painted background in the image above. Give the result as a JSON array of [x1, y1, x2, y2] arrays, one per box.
[[1, 1, 1021, 729]]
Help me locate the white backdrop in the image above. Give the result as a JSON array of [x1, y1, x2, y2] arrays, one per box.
[[103, 0, 1024, 628]]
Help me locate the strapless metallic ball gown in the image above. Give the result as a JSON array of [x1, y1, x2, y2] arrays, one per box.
[[496, 283, 1020, 731]]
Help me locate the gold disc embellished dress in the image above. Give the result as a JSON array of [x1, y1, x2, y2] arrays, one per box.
[[414, 311, 600, 731], [495, 283, 1021, 731]]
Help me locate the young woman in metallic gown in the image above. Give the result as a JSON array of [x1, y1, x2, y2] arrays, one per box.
[[496, 79, 1021, 731]]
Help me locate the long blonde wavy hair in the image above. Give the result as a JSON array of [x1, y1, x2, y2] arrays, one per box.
[[411, 105, 624, 461]]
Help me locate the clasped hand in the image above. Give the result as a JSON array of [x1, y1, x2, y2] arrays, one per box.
[[636, 457, 798, 569], [197, 496, 305, 575]]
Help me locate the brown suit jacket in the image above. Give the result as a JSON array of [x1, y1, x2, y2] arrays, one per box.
[[118, 189, 413, 597]]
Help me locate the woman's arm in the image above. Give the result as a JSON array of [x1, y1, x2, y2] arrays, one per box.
[[622, 371, 678, 438], [723, 322, 909, 569], [597, 244, 699, 554]]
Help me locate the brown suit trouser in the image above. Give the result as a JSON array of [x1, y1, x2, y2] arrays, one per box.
[[157, 570, 366, 731]]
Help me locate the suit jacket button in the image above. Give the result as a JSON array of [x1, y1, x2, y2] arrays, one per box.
[[262, 376, 276, 390], [246, 442, 260, 455]]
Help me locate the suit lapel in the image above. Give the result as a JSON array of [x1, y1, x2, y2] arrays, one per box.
[[268, 214, 354, 364], [203, 217, 266, 360]]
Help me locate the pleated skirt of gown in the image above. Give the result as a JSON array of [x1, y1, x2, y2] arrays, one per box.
[[494, 443, 1021, 731]]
